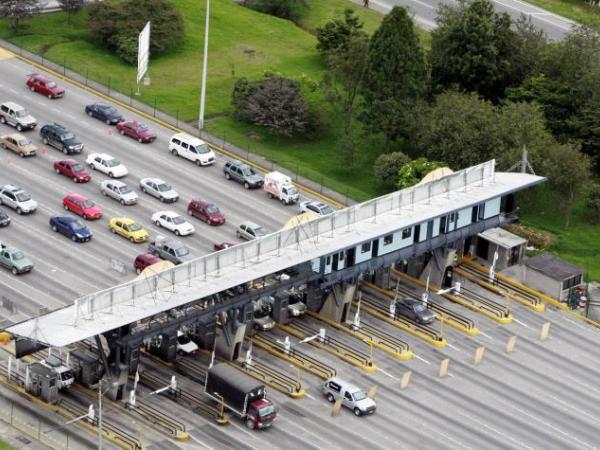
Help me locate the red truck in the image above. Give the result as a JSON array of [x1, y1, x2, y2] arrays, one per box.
[[205, 363, 277, 429]]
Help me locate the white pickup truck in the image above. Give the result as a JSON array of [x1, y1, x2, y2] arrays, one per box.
[[263, 171, 299, 205]]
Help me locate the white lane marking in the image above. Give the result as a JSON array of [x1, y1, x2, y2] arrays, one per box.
[[455, 409, 534, 450], [414, 354, 431, 365], [187, 433, 214, 449], [513, 318, 531, 329], [277, 415, 333, 446], [447, 373, 455, 378], [378, 367, 399, 380], [304, 392, 316, 400], [447, 343, 462, 352], [8, 87, 16, 93], [496, 398, 596, 450], [479, 331, 494, 340], [563, 317, 588, 331], [0, 271, 61, 310], [543, 392, 600, 423], [227, 421, 262, 446], [492, 0, 572, 31]]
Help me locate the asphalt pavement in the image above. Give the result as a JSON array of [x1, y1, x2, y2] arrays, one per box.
[[356, 0, 575, 40]]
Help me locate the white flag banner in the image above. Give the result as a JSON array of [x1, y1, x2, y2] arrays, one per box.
[[137, 21, 151, 85]]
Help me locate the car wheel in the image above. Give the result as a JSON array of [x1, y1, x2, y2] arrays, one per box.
[[71, 235, 77, 242], [89, 163, 95, 170], [30, 86, 35, 92], [42, 137, 49, 145], [119, 199, 125, 205], [63, 204, 69, 211], [72, 177, 78, 183], [83, 214, 89, 220], [195, 159, 201, 166], [171, 149, 178, 157], [175, 230, 180, 236], [141, 187, 146, 193], [136, 267, 141, 275], [52, 225, 58, 232], [101, 190, 107, 196], [225, 172, 231, 180], [108, 172, 114, 178], [246, 419, 256, 430], [187, 209, 193, 216], [54, 168, 60, 174], [0, 117, 5, 124], [268, 193, 273, 199], [106, 119, 111, 125], [20, 153, 25, 158], [16, 124, 22, 132], [138, 138, 143, 143], [281, 198, 287, 205], [129, 236, 135, 243], [11, 267, 17, 275], [244, 182, 250, 190], [16, 207, 22, 215], [63, 147, 69, 155], [111, 227, 116, 234], [119, 129, 125, 135], [353, 408, 362, 417], [155, 220, 161, 227], [327, 393, 335, 403], [48, 94, 53, 99], [160, 196, 165, 203], [87, 110, 93, 117], [0, 143, 5, 149]]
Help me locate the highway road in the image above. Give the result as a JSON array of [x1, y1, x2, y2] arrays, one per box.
[[359, 0, 575, 40], [0, 54, 315, 322]]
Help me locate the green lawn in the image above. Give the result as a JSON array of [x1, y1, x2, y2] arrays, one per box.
[[521, 186, 600, 281], [523, 0, 600, 29]]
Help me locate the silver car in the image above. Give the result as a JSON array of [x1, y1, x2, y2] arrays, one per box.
[[100, 180, 138, 205], [299, 200, 335, 216], [322, 377, 376, 416], [252, 301, 275, 331], [0, 185, 37, 215], [140, 178, 179, 203], [236, 221, 268, 241]]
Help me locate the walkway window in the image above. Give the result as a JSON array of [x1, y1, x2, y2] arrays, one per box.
[[401, 228, 412, 239], [383, 234, 393, 246], [361, 242, 371, 253]]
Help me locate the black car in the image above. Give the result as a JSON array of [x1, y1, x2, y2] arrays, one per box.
[[40, 123, 83, 155], [394, 298, 437, 325], [0, 208, 10, 227], [85, 103, 124, 125]]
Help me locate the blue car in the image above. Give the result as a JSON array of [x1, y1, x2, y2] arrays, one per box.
[[49, 215, 92, 242], [85, 103, 124, 125]]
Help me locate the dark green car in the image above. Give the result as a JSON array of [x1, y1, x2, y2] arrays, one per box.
[[0, 243, 33, 275]]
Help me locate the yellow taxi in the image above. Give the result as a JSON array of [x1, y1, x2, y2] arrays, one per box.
[[108, 217, 148, 243]]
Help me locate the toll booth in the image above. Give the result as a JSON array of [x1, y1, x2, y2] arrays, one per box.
[[147, 332, 178, 362], [523, 253, 583, 302], [473, 228, 526, 270], [271, 292, 289, 325], [71, 348, 103, 388], [27, 362, 59, 404]]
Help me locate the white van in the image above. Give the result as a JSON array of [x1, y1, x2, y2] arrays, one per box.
[[264, 171, 299, 205], [168, 132, 215, 166]]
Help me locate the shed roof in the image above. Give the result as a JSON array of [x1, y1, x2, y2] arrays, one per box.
[[525, 253, 582, 281], [478, 227, 526, 249]]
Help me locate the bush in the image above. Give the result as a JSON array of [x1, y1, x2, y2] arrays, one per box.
[[586, 183, 600, 224], [244, 0, 308, 23], [396, 157, 446, 189], [373, 152, 410, 191], [315, 8, 366, 56], [87, 0, 184, 64], [504, 223, 557, 249]]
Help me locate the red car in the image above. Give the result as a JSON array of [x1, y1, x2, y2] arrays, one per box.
[[116, 120, 157, 143], [26, 74, 65, 99], [63, 193, 102, 220], [214, 242, 236, 251], [134, 253, 162, 274], [188, 199, 225, 225], [54, 159, 91, 183]]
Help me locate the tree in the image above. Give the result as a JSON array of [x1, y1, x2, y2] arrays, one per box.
[[374, 152, 410, 191], [315, 8, 366, 56], [361, 6, 426, 152], [234, 75, 311, 137], [57, 0, 84, 25], [322, 34, 369, 168], [396, 158, 447, 189], [87, 0, 184, 64], [539, 143, 591, 228], [244, 0, 308, 23], [0, 0, 39, 32], [429, 0, 523, 101], [585, 184, 600, 224]]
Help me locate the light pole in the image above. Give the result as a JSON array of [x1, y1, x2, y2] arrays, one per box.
[[198, 0, 210, 131]]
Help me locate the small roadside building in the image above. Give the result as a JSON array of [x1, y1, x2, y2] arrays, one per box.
[[524, 253, 583, 301], [474, 228, 526, 270]]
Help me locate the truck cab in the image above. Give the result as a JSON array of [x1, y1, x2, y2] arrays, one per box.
[[263, 171, 299, 205], [41, 355, 74, 389], [246, 398, 277, 429]]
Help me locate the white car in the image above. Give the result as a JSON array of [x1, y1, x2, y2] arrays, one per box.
[[140, 178, 179, 203], [177, 331, 198, 355], [299, 200, 335, 216], [0, 185, 37, 215], [86, 153, 128, 178], [100, 180, 138, 205], [169, 132, 216, 166], [151, 211, 195, 236]]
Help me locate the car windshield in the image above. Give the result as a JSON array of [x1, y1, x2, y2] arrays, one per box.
[[254, 305, 271, 319], [47, 81, 57, 88], [288, 295, 301, 305], [70, 221, 85, 230], [106, 158, 120, 167], [414, 304, 426, 312], [254, 227, 266, 237], [17, 139, 31, 146], [172, 216, 185, 225], [71, 163, 84, 172], [352, 390, 367, 401], [102, 106, 117, 115], [287, 187, 299, 196], [82, 200, 94, 208], [12, 251, 24, 261], [157, 183, 171, 192], [175, 247, 189, 257], [119, 186, 132, 194], [241, 167, 255, 176], [258, 405, 275, 417], [60, 370, 73, 381], [177, 335, 191, 345], [135, 124, 148, 132], [16, 193, 31, 202], [194, 143, 210, 154], [321, 205, 335, 215], [15, 110, 28, 118], [129, 223, 142, 231], [60, 133, 74, 141], [206, 205, 219, 214]]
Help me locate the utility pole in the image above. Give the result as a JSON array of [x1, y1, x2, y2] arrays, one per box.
[[521, 145, 528, 174], [98, 379, 102, 450], [198, 0, 210, 131]]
